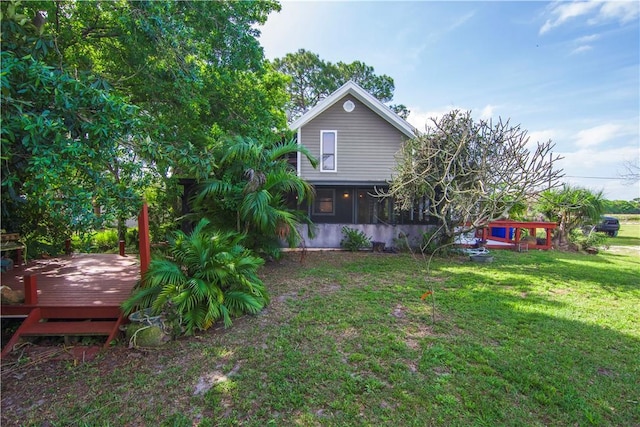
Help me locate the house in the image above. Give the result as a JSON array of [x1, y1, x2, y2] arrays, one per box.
[[290, 81, 435, 248]]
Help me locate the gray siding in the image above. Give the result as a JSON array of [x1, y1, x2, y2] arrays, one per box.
[[299, 95, 407, 182]]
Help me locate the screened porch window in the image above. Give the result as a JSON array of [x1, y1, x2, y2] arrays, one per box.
[[313, 188, 335, 215], [320, 131, 337, 172], [357, 190, 391, 224]]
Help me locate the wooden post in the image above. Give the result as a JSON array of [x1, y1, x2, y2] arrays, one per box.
[[138, 202, 151, 277], [24, 275, 38, 305], [119, 240, 126, 257], [545, 228, 552, 249], [65, 238, 71, 255]]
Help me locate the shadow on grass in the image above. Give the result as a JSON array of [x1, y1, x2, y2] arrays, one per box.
[[471, 249, 640, 295]]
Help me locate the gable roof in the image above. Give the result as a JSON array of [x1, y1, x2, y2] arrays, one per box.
[[289, 80, 416, 139]]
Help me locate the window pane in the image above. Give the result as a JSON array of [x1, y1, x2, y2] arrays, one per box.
[[322, 132, 335, 171], [314, 189, 335, 214]]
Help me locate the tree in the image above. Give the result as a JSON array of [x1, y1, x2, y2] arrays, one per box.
[[36, 0, 287, 175], [1, 0, 289, 248], [536, 185, 605, 250], [272, 49, 409, 120], [193, 136, 318, 258], [388, 110, 562, 248], [1, 3, 147, 248]]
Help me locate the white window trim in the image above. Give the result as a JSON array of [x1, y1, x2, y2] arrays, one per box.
[[320, 130, 337, 173], [296, 128, 302, 177]]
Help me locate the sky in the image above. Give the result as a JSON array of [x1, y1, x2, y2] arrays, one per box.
[[258, 0, 640, 201]]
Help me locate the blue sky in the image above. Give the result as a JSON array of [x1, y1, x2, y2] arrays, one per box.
[[258, 1, 640, 201]]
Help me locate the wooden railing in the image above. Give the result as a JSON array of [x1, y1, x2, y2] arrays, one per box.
[[477, 220, 558, 250]]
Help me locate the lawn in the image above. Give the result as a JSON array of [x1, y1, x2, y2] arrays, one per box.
[[1, 226, 639, 426]]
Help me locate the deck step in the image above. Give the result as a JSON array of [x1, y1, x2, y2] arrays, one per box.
[[20, 320, 118, 336]]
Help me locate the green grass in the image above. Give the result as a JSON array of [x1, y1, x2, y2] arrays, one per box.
[[2, 225, 639, 426]]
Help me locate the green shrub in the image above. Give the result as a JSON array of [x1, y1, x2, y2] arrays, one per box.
[[420, 231, 439, 254], [92, 229, 119, 252], [340, 227, 371, 252], [121, 218, 269, 335], [126, 228, 139, 247], [570, 228, 609, 252]]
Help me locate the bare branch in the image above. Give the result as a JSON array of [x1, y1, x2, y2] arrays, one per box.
[[388, 110, 563, 245]]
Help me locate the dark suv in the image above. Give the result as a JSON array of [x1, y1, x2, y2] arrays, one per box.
[[595, 216, 620, 237]]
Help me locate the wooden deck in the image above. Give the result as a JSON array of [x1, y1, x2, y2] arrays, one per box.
[[1, 254, 140, 357]]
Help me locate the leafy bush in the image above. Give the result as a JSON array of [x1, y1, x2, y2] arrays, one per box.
[[121, 219, 269, 335], [570, 228, 609, 252], [92, 229, 119, 252], [420, 231, 439, 254], [340, 227, 371, 252], [126, 228, 139, 248]]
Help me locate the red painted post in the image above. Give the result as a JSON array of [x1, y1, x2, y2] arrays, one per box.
[[119, 240, 126, 257], [138, 202, 151, 277], [24, 275, 38, 305]]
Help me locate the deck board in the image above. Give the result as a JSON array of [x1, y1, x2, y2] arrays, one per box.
[[1, 253, 140, 309]]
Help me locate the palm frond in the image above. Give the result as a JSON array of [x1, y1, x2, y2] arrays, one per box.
[[240, 190, 272, 231], [223, 291, 265, 316]]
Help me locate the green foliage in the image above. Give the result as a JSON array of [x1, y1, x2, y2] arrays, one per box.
[[193, 136, 317, 257], [602, 198, 640, 214], [1, 2, 146, 245], [121, 219, 268, 335], [2, 0, 289, 247], [570, 228, 609, 252], [420, 230, 440, 254], [340, 226, 372, 252], [272, 49, 408, 120], [92, 229, 119, 252], [536, 184, 605, 249]]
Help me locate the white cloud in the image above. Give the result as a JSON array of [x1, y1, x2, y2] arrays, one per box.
[[571, 45, 593, 55], [406, 106, 462, 130], [540, 1, 600, 34], [558, 145, 637, 169], [556, 144, 640, 199], [528, 129, 556, 149], [479, 104, 495, 120], [540, 0, 638, 35], [592, 0, 640, 25], [574, 123, 622, 148], [448, 11, 476, 32], [575, 34, 600, 43]]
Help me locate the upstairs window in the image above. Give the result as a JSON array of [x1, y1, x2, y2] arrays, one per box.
[[321, 130, 337, 172]]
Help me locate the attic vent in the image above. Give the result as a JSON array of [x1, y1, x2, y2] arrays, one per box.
[[343, 100, 355, 112]]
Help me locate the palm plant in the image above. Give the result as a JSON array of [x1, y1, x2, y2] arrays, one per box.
[[536, 185, 604, 250], [122, 218, 268, 335], [193, 136, 318, 257]]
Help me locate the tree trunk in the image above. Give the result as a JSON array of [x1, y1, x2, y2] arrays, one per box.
[[117, 217, 127, 243]]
